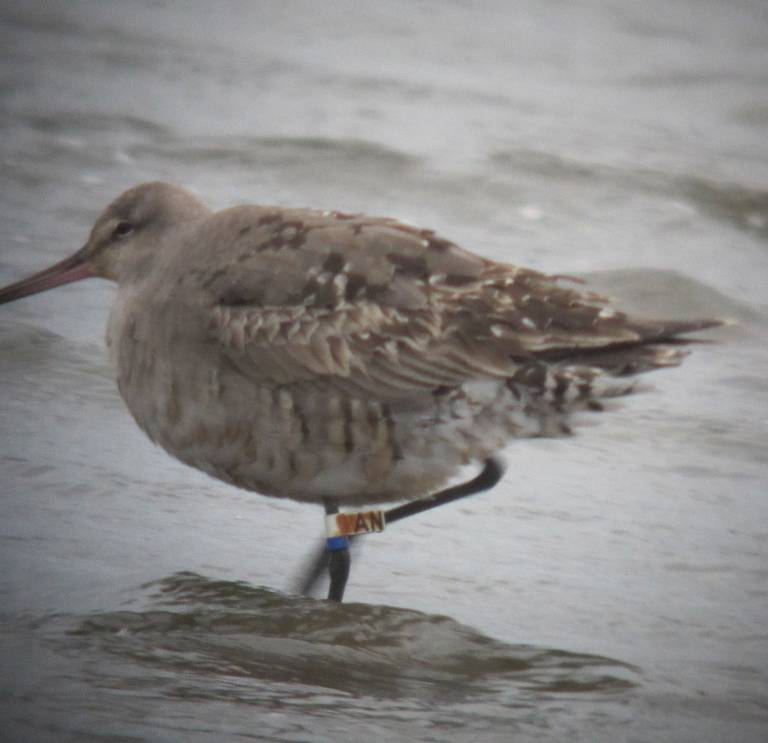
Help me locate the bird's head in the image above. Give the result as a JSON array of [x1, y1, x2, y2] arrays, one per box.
[[0, 182, 208, 304]]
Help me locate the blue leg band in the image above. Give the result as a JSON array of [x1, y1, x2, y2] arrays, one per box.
[[326, 536, 350, 551]]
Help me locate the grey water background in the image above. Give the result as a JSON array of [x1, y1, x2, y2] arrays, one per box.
[[0, 1, 766, 740]]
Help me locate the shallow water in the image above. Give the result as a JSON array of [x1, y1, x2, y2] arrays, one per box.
[[1, 1, 767, 741]]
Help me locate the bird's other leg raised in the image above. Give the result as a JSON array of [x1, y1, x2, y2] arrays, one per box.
[[385, 458, 505, 525], [296, 459, 505, 600]]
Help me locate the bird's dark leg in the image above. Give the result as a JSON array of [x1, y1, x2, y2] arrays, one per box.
[[323, 498, 351, 602], [384, 457, 505, 525], [296, 458, 505, 600]]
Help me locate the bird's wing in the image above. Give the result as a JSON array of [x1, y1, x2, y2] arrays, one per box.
[[204, 206, 713, 398]]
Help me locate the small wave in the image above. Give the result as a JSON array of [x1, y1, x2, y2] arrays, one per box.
[[22, 111, 171, 139], [489, 149, 768, 239], [129, 135, 418, 174], [0, 323, 108, 372], [60, 572, 638, 703], [580, 268, 760, 327], [676, 176, 768, 238]]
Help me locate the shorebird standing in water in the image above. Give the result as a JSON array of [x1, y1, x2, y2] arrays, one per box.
[[0, 182, 720, 601]]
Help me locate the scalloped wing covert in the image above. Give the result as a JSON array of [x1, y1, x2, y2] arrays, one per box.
[[203, 206, 666, 400]]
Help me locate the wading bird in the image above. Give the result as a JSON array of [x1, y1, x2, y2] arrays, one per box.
[[0, 182, 720, 601]]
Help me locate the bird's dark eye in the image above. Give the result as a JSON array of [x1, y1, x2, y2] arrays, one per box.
[[113, 221, 134, 239]]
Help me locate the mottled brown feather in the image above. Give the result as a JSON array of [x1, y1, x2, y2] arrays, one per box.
[[204, 205, 719, 399]]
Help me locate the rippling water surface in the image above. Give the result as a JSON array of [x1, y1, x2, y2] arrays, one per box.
[[1, 1, 767, 741]]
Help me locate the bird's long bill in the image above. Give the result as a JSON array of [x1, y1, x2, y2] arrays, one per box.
[[0, 247, 94, 305]]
